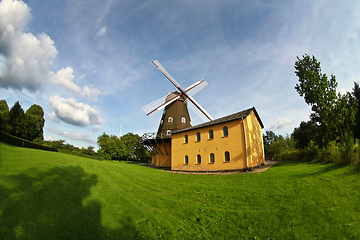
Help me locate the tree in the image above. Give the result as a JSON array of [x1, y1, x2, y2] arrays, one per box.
[[8, 101, 26, 139], [24, 104, 45, 141], [331, 92, 357, 141], [294, 54, 357, 146], [263, 130, 280, 159], [81, 146, 96, 156], [97, 133, 128, 160], [121, 132, 151, 161], [0, 99, 10, 132], [292, 121, 318, 149]]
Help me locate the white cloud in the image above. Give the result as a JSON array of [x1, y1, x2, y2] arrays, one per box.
[[50, 67, 81, 93], [45, 111, 60, 122], [82, 85, 101, 100], [44, 136, 53, 141], [50, 67, 101, 100], [92, 125, 101, 133], [0, 0, 58, 92], [46, 127, 97, 145], [95, 26, 107, 38], [270, 118, 293, 131], [48, 95, 103, 127]]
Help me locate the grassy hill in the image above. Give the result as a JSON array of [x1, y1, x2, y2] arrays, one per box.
[[0, 143, 359, 239]]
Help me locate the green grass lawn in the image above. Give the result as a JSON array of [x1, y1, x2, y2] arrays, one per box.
[[0, 142, 359, 239]]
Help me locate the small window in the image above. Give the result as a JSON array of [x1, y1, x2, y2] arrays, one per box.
[[208, 129, 214, 139], [223, 126, 228, 137], [210, 153, 215, 163], [184, 155, 189, 164], [224, 151, 230, 162], [196, 132, 201, 142], [197, 154, 201, 164], [168, 117, 173, 122], [184, 135, 188, 143], [166, 130, 171, 135], [181, 117, 186, 123]]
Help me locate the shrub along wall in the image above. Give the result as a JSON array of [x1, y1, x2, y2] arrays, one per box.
[[0, 131, 57, 152]]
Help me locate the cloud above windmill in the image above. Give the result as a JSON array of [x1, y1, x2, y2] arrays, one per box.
[[48, 95, 104, 127], [0, 0, 58, 92]]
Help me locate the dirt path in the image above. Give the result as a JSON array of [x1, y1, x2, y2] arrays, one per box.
[[165, 160, 278, 175]]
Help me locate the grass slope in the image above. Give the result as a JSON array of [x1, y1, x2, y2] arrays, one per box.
[[0, 143, 359, 239]]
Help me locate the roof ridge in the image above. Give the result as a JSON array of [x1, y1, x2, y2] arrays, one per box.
[[172, 107, 263, 134]]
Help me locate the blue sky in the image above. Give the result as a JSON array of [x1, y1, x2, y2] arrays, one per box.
[[1, 0, 360, 150]]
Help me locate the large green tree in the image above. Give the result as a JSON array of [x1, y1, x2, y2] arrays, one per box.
[[294, 54, 357, 146], [295, 54, 338, 146], [97, 133, 128, 160], [24, 104, 45, 141], [8, 101, 26, 139], [121, 132, 151, 161]]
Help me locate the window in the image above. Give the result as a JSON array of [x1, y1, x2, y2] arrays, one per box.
[[184, 155, 188, 164], [196, 132, 201, 142], [168, 117, 173, 122], [197, 154, 201, 164], [210, 153, 215, 163], [166, 130, 171, 135], [223, 126, 228, 137], [184, 135, 188, 143], [224, 151, 230, 162], [208, 129, 214, 139], [181, 117, 186, 123]]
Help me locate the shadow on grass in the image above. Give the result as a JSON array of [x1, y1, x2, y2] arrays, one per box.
[[0, 166, 144, 239]]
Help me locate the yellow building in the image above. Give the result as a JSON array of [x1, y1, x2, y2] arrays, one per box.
[[142, 107, 265, 171], [171, 107, 265, 171]]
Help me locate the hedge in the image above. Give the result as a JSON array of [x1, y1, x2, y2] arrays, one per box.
[[0, 131, 57, 152]]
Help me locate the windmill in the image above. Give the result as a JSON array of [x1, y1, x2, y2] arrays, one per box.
[[141, 60, 212, 167], [142, 60, 213, 136]]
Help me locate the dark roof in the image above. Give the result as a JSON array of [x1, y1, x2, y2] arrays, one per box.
[[172, 107, 264, 134]]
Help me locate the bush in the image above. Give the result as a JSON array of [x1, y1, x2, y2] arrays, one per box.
[[0, 131, 57, 152], [337, 136, 359, 165], [317, 141, 339, 163], [270, 135, 298, 161]]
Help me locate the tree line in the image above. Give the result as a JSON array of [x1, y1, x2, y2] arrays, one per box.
[[0, 100, 45, 142], [0, 99, 151, 162], [264, 54, 360, 166], [97, 132, 151, 161]]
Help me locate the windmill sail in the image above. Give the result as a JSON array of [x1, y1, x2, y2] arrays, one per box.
[[143, 60, 213, 122]]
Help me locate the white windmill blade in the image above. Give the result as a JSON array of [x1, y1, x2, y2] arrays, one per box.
[[187, 100, 212, 122], [185, 80, 208, 97], [142, 95, 167, 115], [185, 94, 213, 121], [152, 60, 181, 89], [142, 93, 181, 116]]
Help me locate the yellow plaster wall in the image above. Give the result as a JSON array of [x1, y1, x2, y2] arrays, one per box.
[[171, 119, 247, 171], [244, 111, 265, 168], [152, 141, 171, 167], [171, 111, 265, 171]]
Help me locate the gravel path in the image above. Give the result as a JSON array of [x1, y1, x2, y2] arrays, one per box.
[[166, 160, 278, 175]]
